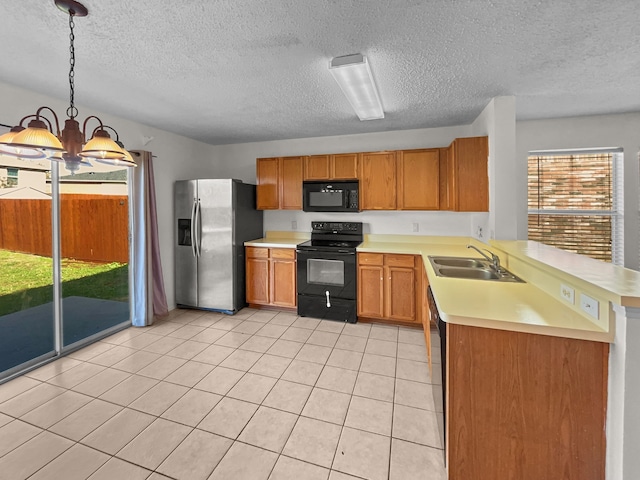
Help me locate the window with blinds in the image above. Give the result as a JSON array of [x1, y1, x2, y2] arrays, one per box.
[[527, 149, 624, 264]]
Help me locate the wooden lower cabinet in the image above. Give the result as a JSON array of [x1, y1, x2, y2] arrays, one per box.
[[447, 323, 608, 480], [357, 253, 422, 325], [357, 264, 384, 318], [246, 247, 296, 308]]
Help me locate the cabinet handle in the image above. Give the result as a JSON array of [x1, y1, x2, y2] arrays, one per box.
[[325, 291, 331, 308]]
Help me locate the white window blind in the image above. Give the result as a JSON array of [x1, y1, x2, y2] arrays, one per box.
[[527, 149, 624, 264]]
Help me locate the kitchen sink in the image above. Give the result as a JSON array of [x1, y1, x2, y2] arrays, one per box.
[[428, 256, 525, 283], [430, 257, 491, 268], [437, 267, 500, 280]]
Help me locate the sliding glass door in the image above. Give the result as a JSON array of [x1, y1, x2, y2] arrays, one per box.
[[0, 157, 56, 376], [0, 157, 132, 381], [60, 163, 131, 349]]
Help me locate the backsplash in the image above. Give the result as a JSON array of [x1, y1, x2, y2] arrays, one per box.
[[264, 209, 489, 238]]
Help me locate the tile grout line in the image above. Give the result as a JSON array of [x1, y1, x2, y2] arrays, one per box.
[[1, 308, 439, 479]]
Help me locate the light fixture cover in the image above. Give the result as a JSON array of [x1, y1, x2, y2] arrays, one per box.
[[0, 129, 48, 160], [79, 131, 126, 160], [94, 148, 137, 167], [9, 125, 65, 155], [329, 54, 384, 121]]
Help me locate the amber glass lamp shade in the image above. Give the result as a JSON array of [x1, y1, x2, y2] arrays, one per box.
[[79, 129, 125, 160], [8, 119, 65, 157], [0, 126, 51, 160], [94, 146, 137, 167]]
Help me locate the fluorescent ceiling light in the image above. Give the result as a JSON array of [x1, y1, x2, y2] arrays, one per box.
[[329, 54, 384, 121]]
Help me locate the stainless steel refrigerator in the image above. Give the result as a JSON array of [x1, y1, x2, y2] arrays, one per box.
[[174, 179, 263, 313]]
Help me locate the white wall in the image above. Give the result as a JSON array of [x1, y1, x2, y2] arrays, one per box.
[[0, 81, 218, 309], [470, 96, 518, 240], [211, 124, 490, 237], [516, 113, 640, 270]]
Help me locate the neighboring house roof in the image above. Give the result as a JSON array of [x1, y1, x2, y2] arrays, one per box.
[[0, 156, 50, 172], [59, 169, 128, 183], [0, 186, 51, 199]]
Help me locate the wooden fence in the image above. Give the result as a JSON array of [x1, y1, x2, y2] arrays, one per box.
[[0, 194, 129, 263]]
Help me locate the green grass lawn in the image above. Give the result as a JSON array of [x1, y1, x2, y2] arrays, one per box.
[[0, 250, 129, 316]]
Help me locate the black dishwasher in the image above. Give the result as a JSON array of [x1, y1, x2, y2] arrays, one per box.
[[427, 286, 446, 457]]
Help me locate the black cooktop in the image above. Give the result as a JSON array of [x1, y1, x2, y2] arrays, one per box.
[[297, 239, 362, 250]]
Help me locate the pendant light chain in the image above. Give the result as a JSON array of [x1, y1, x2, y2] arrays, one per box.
[[67, 12, 78, 119]]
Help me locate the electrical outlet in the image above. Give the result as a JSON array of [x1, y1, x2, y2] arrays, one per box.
[[412, 223, 419, 232], [580, 294, 599, 319], [291, 220, 297, 230], [476, 226, 483, 239], [560, 284, 575, 304]]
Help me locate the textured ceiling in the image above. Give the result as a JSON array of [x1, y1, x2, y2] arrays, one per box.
[[0, 0, 639, 145]]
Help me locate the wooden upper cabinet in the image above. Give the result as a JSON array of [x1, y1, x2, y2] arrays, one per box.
[[331, 153, 358, 179], [257, 137, 486, 211], [442, 136, 489, 212], [256, 157, 279, 210], [456, 136, 488, 211], [439, 147, 452, 210], [304, 155, 331, 180], [280, 156, 303, 210], [359, 151, 397, 210], [257, 156, 303, 210], [397, 149, 440, 210], [304, 153, 358, 180]]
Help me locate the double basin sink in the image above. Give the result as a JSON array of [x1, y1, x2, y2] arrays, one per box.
[[428, 256, 524, 282]]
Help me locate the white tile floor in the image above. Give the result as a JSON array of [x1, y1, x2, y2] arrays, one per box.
[[0, 308, 446, 480]]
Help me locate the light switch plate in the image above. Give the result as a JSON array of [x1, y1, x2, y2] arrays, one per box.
[[580, 294, 599, 319], [412, 223, 419, 232], [560, 284, 575, 304], [291, 220, 297, 230]]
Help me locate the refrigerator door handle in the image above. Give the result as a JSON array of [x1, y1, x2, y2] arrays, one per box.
[[190, 199, 197, 258], [195, 199, 202, 257]]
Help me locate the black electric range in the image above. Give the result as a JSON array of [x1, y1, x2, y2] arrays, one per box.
[[296, 222, 363, 323]]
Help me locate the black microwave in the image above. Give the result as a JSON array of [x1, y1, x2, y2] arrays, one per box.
[[303, 180, 359, 212]]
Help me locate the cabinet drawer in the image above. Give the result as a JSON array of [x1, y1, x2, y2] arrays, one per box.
[[271, 248, 296, 260], [385, 254, 415, 268], [358, 253, 384, 266], [247, 247, 269, 258]]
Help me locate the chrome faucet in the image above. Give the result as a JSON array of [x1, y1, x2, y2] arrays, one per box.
[[467, 245, 502, 273]]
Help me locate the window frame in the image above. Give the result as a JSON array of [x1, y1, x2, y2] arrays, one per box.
[[527, 148, 624, 265]]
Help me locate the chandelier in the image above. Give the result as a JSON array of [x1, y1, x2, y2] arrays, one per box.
[[0, 0, 136, 172]]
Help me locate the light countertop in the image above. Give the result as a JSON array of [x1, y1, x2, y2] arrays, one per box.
[[358, 235, 619, 343], [244, 231, 310, 249], [491, 240, 640, 308]]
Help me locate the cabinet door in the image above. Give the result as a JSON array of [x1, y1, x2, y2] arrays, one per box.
[[397, 149, 440, 210], [256, 158, 279, 210], [385, 265, 418, 323], [304, 155, 330, 180], [360, 152, 397, 210], [270, 258, 297, 307], [439, 147, 452, 210], [246, 256, 269, 305], [357, 265, 384, 318], [280, 156, 304, 210], [453, 136, 488, 212], [332, 153, 358, 179]]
